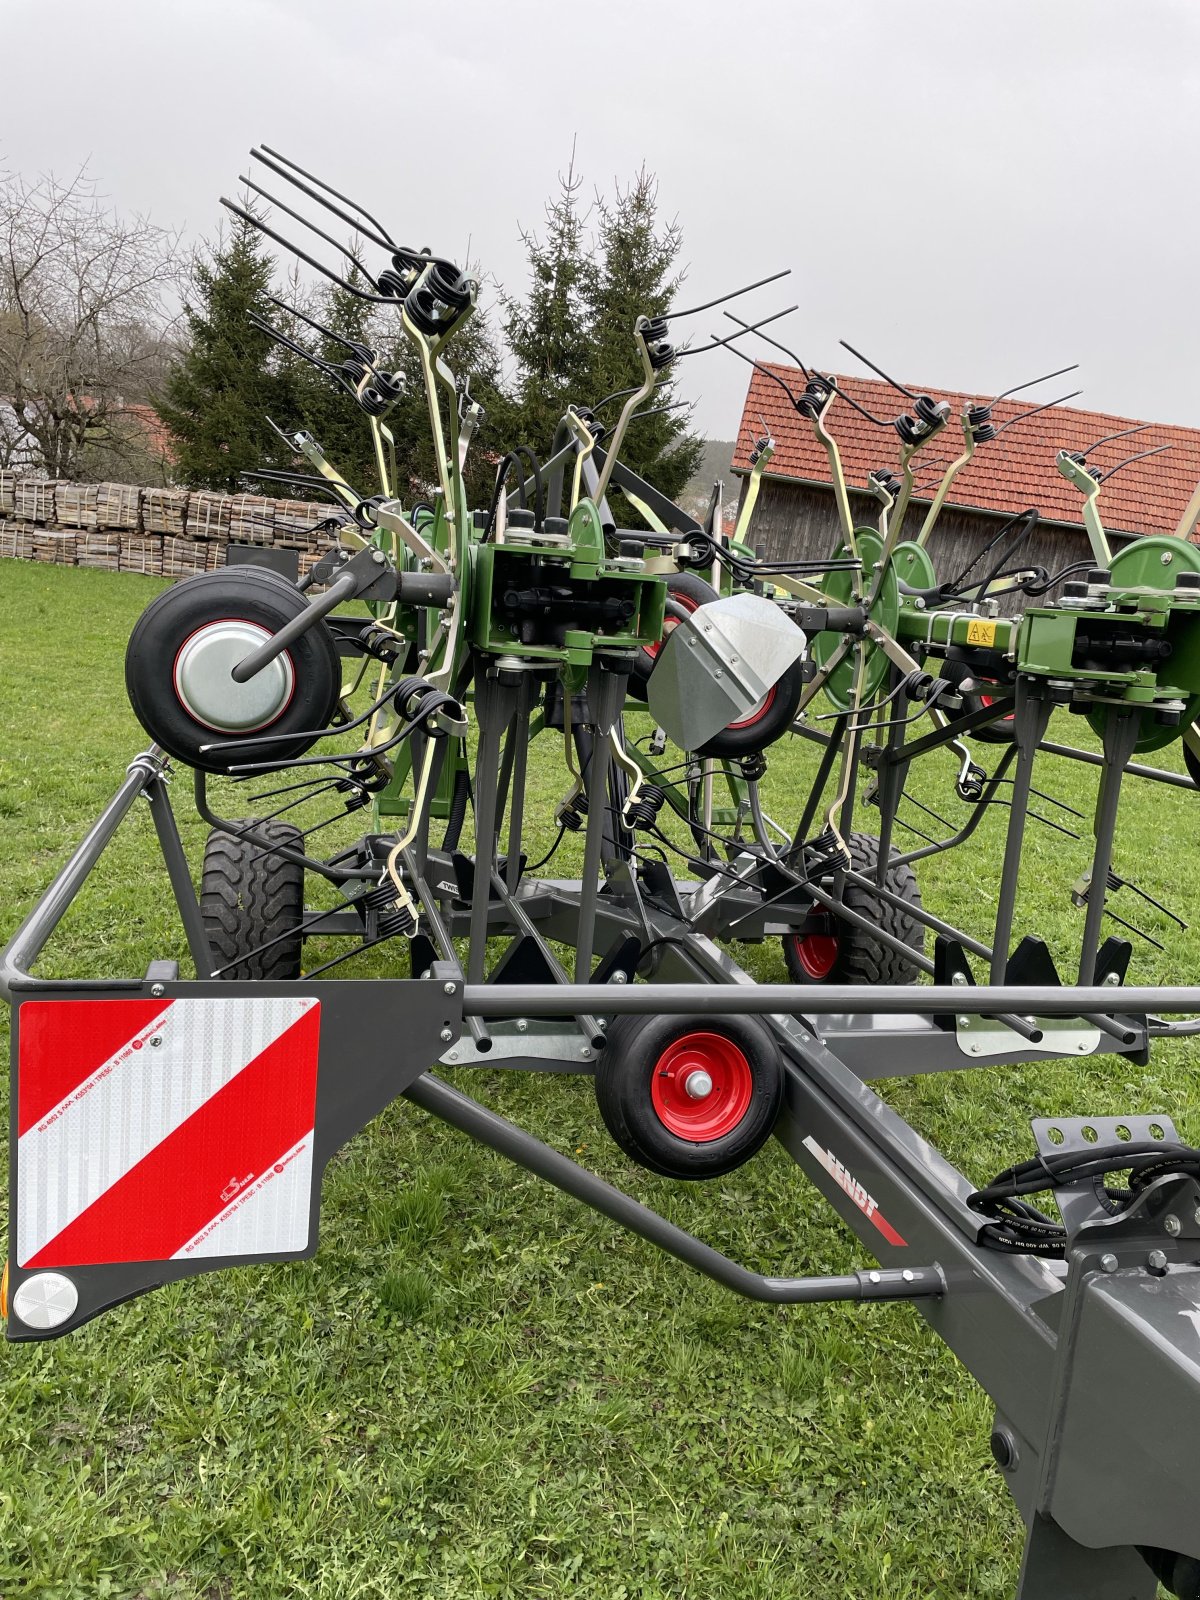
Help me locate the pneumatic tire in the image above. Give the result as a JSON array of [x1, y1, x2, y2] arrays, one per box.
[[782, 831, 924, 986], [595, 1012, 783, 1179], [125, 568, 341, 772], [200, 820, 305, 980]]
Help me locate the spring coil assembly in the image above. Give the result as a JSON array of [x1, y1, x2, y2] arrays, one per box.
[[796, 378, 832, 420], [557, 789, 589, 832], [623, 784, 666, 831], [967, 402, 998, 443], [639, 315, 676, 371], [360, 880, 418, 939], [895, 394, 950, 445], [392, 676, 462, 738], [1064, 449, 1104, 482]]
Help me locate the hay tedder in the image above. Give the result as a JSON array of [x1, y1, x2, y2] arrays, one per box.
[[7, 148, 1200, 1598]]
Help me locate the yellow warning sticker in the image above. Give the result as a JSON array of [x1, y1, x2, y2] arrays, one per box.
[[966, 619, 997, 647]]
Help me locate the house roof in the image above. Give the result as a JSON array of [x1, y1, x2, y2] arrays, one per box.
[[731, 366, 1200, 540]]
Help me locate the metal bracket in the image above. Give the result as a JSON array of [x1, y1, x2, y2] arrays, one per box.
[[1032, 1114, 1182, 1238], [957, 1013, 1100, 1059]]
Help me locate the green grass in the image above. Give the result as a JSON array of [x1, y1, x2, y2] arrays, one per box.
[[1, 558, 1195, 1599]]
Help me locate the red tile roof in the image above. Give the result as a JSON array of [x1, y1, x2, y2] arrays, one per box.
[[731, 366, 1200, 539]]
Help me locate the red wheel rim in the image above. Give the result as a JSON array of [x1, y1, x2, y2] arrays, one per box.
[[650, 1030, 754, 1140], [978, 690, 1015, 728], [644, 591, 701, 662], [791, 930, 839, 980], [726, 683, 777, 730]]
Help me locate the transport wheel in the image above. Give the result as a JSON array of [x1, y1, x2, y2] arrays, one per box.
[[200, 820, 305, 980], [631, 571, 805, 756], [782, 831, 924, 985], [595, 1013, 783, 1179], [125, 568, 341, 772]]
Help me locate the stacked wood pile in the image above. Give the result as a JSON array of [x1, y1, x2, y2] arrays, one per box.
[[0, 476, 341, 579]]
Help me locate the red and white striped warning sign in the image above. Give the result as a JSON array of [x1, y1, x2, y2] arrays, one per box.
[[16, 996, 321, 1268]]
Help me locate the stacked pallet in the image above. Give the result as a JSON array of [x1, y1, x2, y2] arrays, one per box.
[[0, 475, 360, 581], [55, 483, 100, 529], [0, 523, 36, 560], [273, 498, 331, 549], [34, 530, 77, 565], [96, 482, 143, 531], [188, 490, 232, 540], [119, 535, 163, 576], [14, 479, 58, 524], [143, 488, 189, 536], [229, 493, 274, 544], [162, 536, 211, 579], [78, 532, 121, 571]]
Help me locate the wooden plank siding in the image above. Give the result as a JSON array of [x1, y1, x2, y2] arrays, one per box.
[[733, 475, 1128, 615]]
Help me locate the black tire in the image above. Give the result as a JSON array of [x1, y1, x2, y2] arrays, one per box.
[[595, 1012, 783, 1179], [200, 820, 305, 980], [632, 571, 805, 756], [696, 657, 806, 758], [940, 658, 1015, 745], [125, 568, 341, 772], [782, 831, 924, 985]]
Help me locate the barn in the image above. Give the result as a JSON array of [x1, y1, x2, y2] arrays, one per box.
[[729, 367, 1200, 603]]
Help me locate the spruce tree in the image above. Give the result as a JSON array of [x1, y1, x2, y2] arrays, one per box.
[[156, 212, 296, 491], [293, 263, 385, 495], [503, 157, 704, 513], [502, 155, 591, 456], [582, 167, 704, 506]]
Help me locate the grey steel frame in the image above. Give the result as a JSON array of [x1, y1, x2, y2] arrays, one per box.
[[4, 748, 1200, 1596]]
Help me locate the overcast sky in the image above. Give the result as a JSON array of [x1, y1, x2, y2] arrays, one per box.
[[3, 0, 1198, 441]]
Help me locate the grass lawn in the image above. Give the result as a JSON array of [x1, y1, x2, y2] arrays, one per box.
[[1, 558, 1196, 1599]]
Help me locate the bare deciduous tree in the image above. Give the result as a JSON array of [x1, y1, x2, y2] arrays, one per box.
[[0, 166, 179, 479]]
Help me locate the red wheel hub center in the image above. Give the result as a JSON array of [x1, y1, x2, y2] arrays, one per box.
[[650, 1031, 754, 1140], [792, 931, 839, 980]]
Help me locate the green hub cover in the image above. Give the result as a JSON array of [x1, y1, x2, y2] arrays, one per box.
[[1086, 536, 1200, 753], [811, 528, 900, 712]]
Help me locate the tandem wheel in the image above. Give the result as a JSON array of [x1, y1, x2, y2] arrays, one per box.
[[782, 832, 924, 986], [200, 820, 306, 980], [595, 1012, 784, 1179]]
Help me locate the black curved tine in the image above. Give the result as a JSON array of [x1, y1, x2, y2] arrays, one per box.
[[838, 340, 918, 400], [220, 198, 398, 304], [629, 398, 692, 426], [723, 310, 811, 379], [266, 294, 378, 369], [716, 339, 803, 405], [993, 390, 1083, 436], [239, 469, 349, 503], [258, 145, 398, 250], [678, 304, 799, 359], [247, 311, 345, 383], [990, 363, 1079, 405], [812, 371, 895, 428], [1083, 420, 1151, 457], [240, 173, 374, 281], [665, 269, 791, 321], [1098, 442, 1172, 483], [590, 374, 670, 415]]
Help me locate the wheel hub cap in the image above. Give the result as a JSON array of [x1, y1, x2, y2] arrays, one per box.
[[651, 1031, 754, 1141], [173, 619, 295, 733]]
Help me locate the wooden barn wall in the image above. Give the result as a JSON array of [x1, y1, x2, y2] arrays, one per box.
[[735, 478, 1126, 615]]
